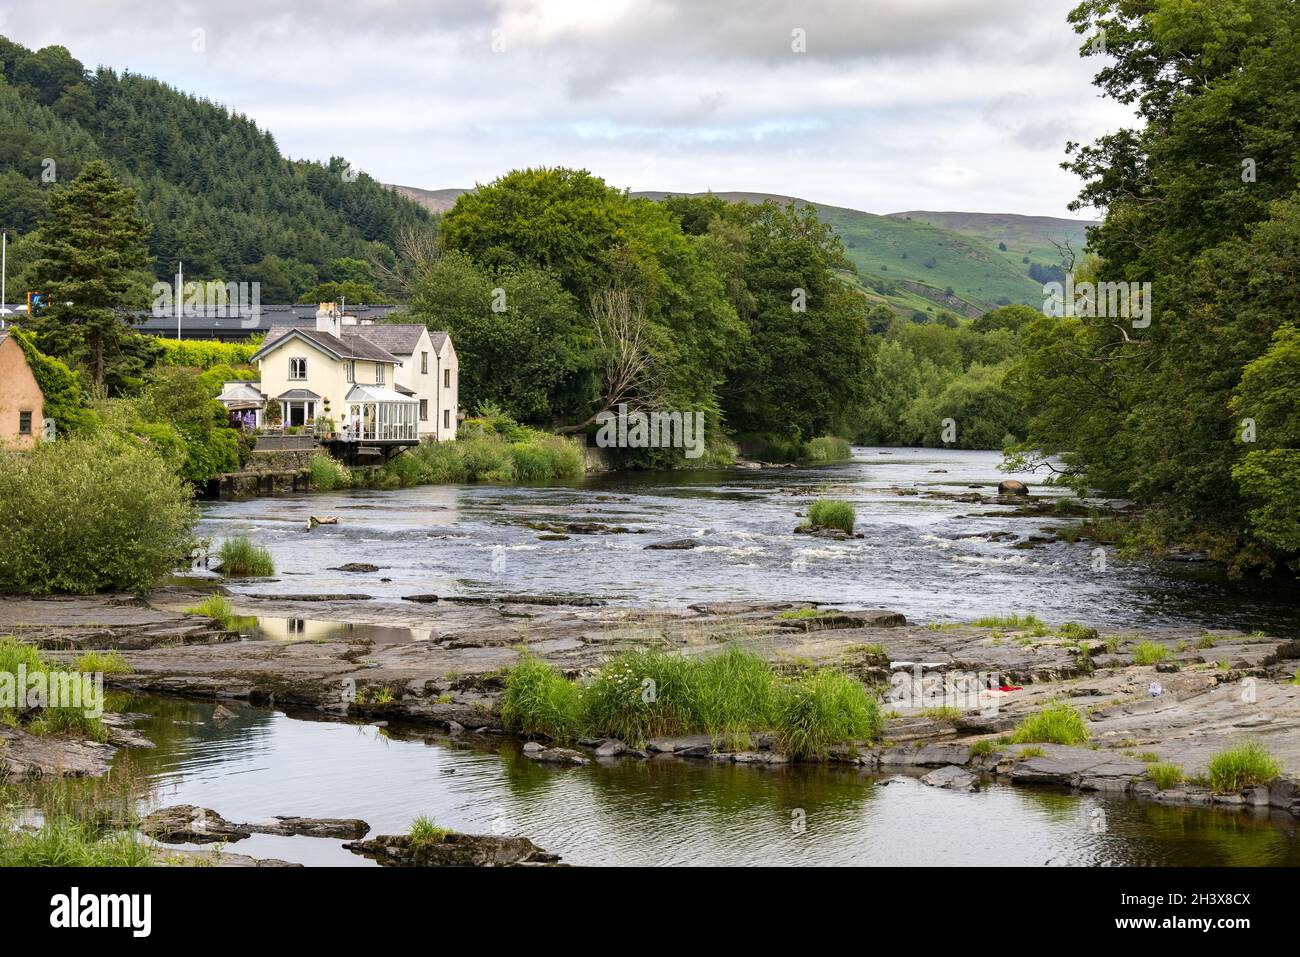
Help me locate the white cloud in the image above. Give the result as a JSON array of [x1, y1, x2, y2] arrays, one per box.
[[1, 0, 1133, 216]]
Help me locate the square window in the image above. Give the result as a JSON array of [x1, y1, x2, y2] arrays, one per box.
[[18, 411, 33, 436], [289, 357, 307, 380]]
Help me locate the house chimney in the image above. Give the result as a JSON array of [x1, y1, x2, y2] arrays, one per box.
[[315, 301, 340, 337]]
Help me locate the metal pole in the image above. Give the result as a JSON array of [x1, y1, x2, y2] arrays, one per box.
[[176, 261, 183, 340]]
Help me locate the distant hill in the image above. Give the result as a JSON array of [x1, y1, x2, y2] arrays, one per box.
[[395, 184, 1090, 316], [0, 36, 435, 300]]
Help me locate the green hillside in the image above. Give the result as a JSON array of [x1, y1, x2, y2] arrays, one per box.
[[0, 36, 435, 301], [889, 210, 1093, 283]]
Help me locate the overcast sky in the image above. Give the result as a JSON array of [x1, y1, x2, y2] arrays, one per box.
[[2, 0, 1132, 217]]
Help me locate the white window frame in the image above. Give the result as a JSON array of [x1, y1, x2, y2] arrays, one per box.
[[375, 363, 385, 385], [289, 357, 307, 380], [345, 360, 355, 383]]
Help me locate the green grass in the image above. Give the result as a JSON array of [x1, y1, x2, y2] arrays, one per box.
[[920, 706, 962, 722], [1017, 746, 1046, 759], [185, 595, 237, 629], [1008, 702, 1090, 746], [802, 499, 856, 534], [778, 608, 832, 620], [774, 668, 883, 760], [500, 646, 882, 757], [968, 739, 997, 759], [1207, 742, 1283, 792], [1132, 641, 1170, 665], [1196, 635, 1218, 649], [408, 815, 454, 847], [499, 655, 584, 742], [1146, 762, 1185, 790], [972, 613, 1046, 633], [217, 536, 274, 577], [0, 636, 108, 742], [70, 650, 132, 675]]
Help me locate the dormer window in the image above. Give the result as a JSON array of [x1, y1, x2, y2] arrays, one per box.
[[375, 363, 385, 385], [289, 357, 307, 380]]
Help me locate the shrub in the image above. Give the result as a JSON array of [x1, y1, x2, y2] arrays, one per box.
[[804, 499, 855, 533], [1132, 641, 1170, 665], [803, 436, 852, 462], [309, 453, 354, 491], [499, 655, 583, 741], [1008, 702, 1090, 746], [0, 433, 197, 594], [1146, 762, 1185, 790], [217, 536, 274, 577], [1207, 741, 1283, 792], [152, 337, 257, 369], [774, 668, 883, 759]]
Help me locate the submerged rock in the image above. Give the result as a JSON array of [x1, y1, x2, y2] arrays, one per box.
[[524, 746, 590, 765], [330, 563, 382, 573], [342, 832, 561, 867]]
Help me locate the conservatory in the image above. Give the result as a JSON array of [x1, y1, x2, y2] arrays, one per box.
[[341, 385, 419, 442]]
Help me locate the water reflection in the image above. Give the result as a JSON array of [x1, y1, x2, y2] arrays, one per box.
[[19, 697, 1291, 867]]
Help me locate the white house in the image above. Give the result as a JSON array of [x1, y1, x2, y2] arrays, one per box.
[[236, 304, 458, 450]]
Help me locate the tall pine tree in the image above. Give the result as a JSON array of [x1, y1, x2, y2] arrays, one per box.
[[28, 159, 151, 392]]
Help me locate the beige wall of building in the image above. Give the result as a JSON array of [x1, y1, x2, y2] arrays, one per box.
[[258, 336, 395, 428], [0, 334, 44, 450]]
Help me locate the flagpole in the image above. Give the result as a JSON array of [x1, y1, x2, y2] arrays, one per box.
[[176, 261, 183, 340], [1, 232, 7, 327]]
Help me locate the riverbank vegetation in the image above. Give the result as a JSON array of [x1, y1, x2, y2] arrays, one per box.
[[0, 433, 197, 595], [499, 647, 883, 758], [1002, 0, 1300, 576]]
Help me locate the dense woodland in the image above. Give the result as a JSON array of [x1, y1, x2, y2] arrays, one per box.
[[2, 0, 1298, 576]]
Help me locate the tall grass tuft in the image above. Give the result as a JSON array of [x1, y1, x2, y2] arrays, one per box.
[[71, 650, 132, 676], [0, 636, 108, 742], [499, 655, 583, 741], [1008, 701, 1090, 746], [185, 594, 237, 629], [217, 535, 274, 577], [408, 815, 453, 846], [804, 499, 856, 534], [1146, 761, 1185, 790], [1132, 640, 1170, 665], [1207, 741, 1283, 792], [774, 668, 883, 759], [581, 649, 698, 745]]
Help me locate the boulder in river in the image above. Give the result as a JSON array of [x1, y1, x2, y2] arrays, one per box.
[[343, 832, 561, 867], [997, 480, 1029, 496], [921, 766, 979, 791], [330, 563, 382, 573], [644, 538, 701, 550]]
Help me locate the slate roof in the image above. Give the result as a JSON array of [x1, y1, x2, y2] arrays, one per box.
[[252, 327, 401, 364]]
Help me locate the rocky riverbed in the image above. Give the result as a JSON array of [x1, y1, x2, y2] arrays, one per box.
[[3, 586, 1297, 819]]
